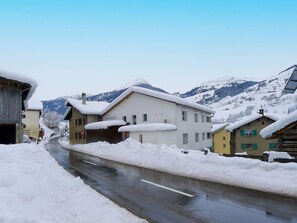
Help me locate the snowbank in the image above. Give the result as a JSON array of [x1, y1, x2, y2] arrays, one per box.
[[60, 139, 297, 198], [264, 151, 294, 163], [0, 143, 146, 223]]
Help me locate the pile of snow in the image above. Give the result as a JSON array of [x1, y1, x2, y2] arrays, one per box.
[[264, 151, 295, 163], [85, 120, 126, 130], [60, 139, 297, 198], [118, 123, 177, 132], [0, 143, 146, 223]]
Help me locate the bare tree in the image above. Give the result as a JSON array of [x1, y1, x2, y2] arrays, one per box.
[[43, 111, 63, 129]]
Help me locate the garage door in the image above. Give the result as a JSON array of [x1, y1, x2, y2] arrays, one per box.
[[0, 124, 16, 144]]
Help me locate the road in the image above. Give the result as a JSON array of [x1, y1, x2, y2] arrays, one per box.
[[46, 139, 297, 223]]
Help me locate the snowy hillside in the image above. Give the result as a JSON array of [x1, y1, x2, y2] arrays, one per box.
[[179, 77, 258, 104], [205, 66, 297, 123]]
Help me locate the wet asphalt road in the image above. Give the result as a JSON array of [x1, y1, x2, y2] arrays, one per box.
[[46, 139, 297, 223]]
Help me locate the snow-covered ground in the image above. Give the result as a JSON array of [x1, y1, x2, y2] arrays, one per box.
[[60, 139, 297, 198], [0, 142, 146, 223]]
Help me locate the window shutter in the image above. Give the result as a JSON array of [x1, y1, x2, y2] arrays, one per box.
[[253, 130, 257, 136], [241, 144, 245, 150], [253, 144, 258, 150], [240, 130, 244, 136]]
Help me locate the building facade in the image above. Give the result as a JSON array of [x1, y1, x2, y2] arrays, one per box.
[[100, 87, 214, 150], [64, 95, 109, 144], [212, 124, 231, 155], [0, 72, 37, 144], [226, 114, 278, 157]]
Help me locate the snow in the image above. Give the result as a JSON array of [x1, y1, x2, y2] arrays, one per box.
[[260, 109, 297, 139], [65, 98, 109, 115], [0, 69, 38, 101], [27, 100, 43, 110], [119, 77, 150, 90], [60, 139, 297, 198], [0, 143, 146, 223], [263, 151, 294, 163], [225, 114, 278, 132], [118, 123, 177, 132], [211, 123, 229, 133], [100, 86, 215, 116], [85, 120, 126, 130]]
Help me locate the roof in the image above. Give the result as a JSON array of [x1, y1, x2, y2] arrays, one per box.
[[27, 100, 43, 111], [212, 123, 229, 134], [281, 65, 297, 94], [225, 114, 278, 132], [100, 86, 215, 116], [63, 99, 109, 119], [260, 110, 297, 139], [85, 120, 126, 130], [0, 69, 38, 106], [118, 123, 177, 132]]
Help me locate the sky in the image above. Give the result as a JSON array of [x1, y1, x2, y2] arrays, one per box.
[[0, 0, 297, 101]]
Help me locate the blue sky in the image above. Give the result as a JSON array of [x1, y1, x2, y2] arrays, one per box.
[[0, 0, 296, 100]]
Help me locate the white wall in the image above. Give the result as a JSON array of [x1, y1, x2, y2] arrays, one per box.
[[103, 92, 213, 150]]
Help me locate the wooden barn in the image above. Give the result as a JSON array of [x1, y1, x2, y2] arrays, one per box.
[[261, 110, 297, 158], [0, 71, 37, 144]]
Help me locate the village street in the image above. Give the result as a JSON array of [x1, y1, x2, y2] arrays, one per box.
[[47, 139, 297, 223]]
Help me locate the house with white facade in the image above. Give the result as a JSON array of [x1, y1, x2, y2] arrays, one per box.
[[98, 86, 215, 150], [22, 100, 43, 140]]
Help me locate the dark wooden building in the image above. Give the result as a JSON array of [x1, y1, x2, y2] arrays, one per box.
[[261, 112, 297, 158], [0, 72, 37, 144]]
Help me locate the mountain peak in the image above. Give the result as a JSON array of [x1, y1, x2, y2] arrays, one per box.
[[119, 78, 150, 90]]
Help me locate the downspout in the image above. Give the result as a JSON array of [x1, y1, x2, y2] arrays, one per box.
[[19, 87, 31, 143]]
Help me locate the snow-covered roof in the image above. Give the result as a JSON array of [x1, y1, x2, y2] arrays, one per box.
[[118, 123, 177, 132], [260, 110, 297, 139], [65, 99, 109, 116], [212, 123, 229, 133], [100, 86, 215, 115], [225, 114, 278, 132], [27, 100, 43, 111], [85, 120, 126, 130], [0, 69, 37, 102]]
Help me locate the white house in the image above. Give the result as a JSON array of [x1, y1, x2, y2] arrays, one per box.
[[99, 86, 215, 150], [22, 100, 43, 140]]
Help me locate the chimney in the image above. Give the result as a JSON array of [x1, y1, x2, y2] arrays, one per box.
[[82, 93, 87, 105], [258, 109, 264, 115]]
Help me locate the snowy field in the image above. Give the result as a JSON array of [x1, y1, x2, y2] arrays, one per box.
[[60, 139, 297, 198], [0, 142, 146, 223]]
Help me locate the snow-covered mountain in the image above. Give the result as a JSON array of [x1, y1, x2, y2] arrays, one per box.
[[179, 77, 258, 105], [202, 66, 297, 124]]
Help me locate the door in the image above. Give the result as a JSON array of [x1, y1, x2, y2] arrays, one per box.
[[0, 124, 16, 144]]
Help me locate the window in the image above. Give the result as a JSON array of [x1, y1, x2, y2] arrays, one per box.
[[195, 133, 199, 142], [206, 116, 211, 123], [143, 114, 147, 122], [23, 124, 26, 129], [195, 113, 199, 122], [182, 110, 187, 121], [269, 143, 277, 150], [202, 114, 205, 123], [202, 133, 205, 140], [122, 116, 127, 122], [183, 134, 188, 144], [22, 114, 26, 119], [132, 115, 137, 124], [222, 136, 226, 141], [207, 133, 211, 139], [223, 144, 226, 148], [241, 143, 257, 150], [240, 129, 257, 136]]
